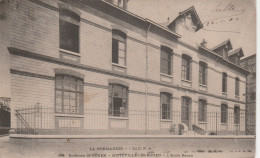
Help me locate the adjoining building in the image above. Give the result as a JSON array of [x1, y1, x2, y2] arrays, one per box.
[[240, 54, 256, 135], [0, 0, 250, 135]]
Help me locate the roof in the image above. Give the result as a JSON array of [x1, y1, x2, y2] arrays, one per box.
[[100, 0, 181, 38], [211, 39, 233, 51], [199, 46, 250, 75], [228, 48, 244, 57], [240, 54, 256, 63], [167, 6, 203, 32]]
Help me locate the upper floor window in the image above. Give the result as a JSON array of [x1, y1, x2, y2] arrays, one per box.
[[160, 46, 172, 75], [182, 55, 192, 81], [199, 62, 207, 85], [198, 99, 207, 122], [221, 104, 228, 123], [160, 92, 171, 120], [235, 77, 240, 96], [222, 73, 227, 93], [108, 84, 128, 117], [55, 74, 84, 114], [112, 30, 126, 66], [234, 106, 240, 124], [59, 8, 80, 53]]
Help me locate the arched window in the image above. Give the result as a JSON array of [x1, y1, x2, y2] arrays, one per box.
[[160, 46, 173, 75], [160, 92, 172, 120], [222, 73, 227, 93], [199, 61, 207, 85], [108, 84, 128, 117], [235, 77, 240, 96], [221, 104, 228, 123], [182, 54, 192, 80], [198, 99, 207, 122], [112, 29, 127, 66], [59, 7, 80, 53], [55, 74, 84, 114]]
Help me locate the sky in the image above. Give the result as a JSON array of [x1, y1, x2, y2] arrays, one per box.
[[128, 0, 256, 59]]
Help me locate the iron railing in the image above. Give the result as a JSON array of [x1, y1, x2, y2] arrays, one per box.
[[14, 105, 252, 135]]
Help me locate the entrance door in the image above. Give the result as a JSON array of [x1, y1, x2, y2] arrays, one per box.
[[181, 97, 190, 128]]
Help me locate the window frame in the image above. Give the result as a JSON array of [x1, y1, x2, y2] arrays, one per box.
[[222, 73, 227, 93], [235, 77, 240, 96], [181, 97, 191, 122], [182, 55, 192, 81], [234, 106, 240, 125], [108, 84, 129, 117], [160, 46, 173, 75], [160, 92, 172, 120], [199, 61, 207, 85], [59, 8, 80, 53], [221, 104, 228, 123], [198, 99, 207, 122], [55, 74, 84, 115], [112, 30, 127, 66]]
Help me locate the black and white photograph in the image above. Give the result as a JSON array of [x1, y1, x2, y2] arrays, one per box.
[[0, 0, 257, 157]]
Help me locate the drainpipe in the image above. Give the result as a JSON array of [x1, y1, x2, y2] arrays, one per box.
[[145, 22, 151, 135]]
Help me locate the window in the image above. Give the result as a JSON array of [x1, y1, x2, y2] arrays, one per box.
[[112, 30, 126, 66], [198, 99, 207, 122], [160, 93, 171, 120], [181, 97, 191, 123], [108, 84, 128, 117], [235, 77, 240, 96], [221, 104, 228, 123], [234, 106, 240, 124], [222, 73, 227, 93], [55, 75, 84, 114], [160, 46, 172, 75], [59, 8, 80, 53], [199, 62, 207, 85], [182, 55, 192, 80]]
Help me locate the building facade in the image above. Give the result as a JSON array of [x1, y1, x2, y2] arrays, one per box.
[[240, 54, 256, 135], [1, 0, 249, 135]]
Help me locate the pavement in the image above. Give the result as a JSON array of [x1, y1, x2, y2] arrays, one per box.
[[0, 135, 256, 158]]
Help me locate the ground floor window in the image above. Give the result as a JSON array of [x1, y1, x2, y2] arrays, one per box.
[[198, 99, 207, 122], [55, 75, 84, 114], [160, 93, 171, 120], [109, 84, 128, 117], [221, 104, 228, 123], [234, 106, 240, 124]]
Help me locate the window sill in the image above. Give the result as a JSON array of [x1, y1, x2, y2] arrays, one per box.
[[199, 84, 207, 87], [55, 113, 84, 118], [222, 92, 227, 97], [112, 63, 127, 69], [59, 48, 81, 57], [235, 95, 240, 99], [198, 121, 207, 124], [160, 73, 173, 78], [221, 123, 228, 125], [160, 119, 172, 122], [234, 124, 240, 126], [108, 116, 129, 120], [181, 79, 192, 83], [181, 79, 192, 88]]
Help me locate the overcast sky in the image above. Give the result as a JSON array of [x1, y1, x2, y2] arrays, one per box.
[[128, 0, 256, 58]]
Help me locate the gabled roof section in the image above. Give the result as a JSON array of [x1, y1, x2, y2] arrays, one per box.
[[167, 6, 203, 32], [211, 39, 233, 51], [229, 48, 244, 58]]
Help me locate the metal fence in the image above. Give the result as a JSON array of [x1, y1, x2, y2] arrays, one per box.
[[13, 105, 252, 136]]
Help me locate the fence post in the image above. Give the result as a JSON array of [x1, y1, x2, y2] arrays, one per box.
[[216, 112, 218, 135]]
